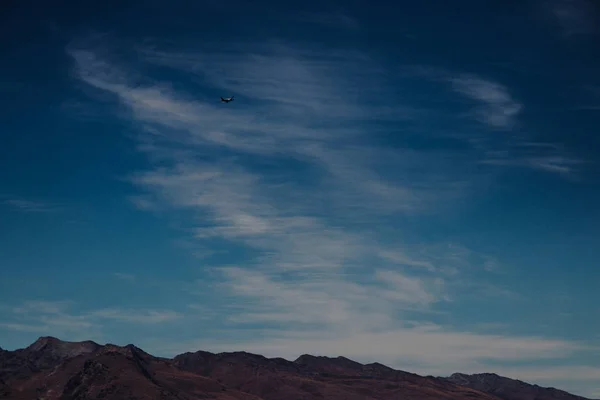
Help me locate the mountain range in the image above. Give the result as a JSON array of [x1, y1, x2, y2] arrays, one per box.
[[0, 336, 594, 400]]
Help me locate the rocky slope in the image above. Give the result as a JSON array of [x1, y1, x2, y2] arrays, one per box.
[[0, 336, 594, 400], [445, 373, 592, 400]]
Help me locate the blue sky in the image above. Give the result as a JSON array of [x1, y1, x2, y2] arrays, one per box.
[[1, 0, 600, 396]]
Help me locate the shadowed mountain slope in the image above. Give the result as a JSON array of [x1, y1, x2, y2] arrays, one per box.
[[0, 337, 595, 400], [445, 373, 593, 400]]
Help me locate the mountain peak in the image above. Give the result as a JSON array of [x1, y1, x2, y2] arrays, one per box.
[[27, 336, 62, 351], [293, 353, 368, 377], [293, 354, 314, 364], [294, 354, 343, 362], [294, 354, 362, 365], [364, 361, 395, 371], [26, 336, 100, 358]]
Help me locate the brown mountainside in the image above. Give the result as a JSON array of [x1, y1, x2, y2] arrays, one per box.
[[444, 373, 593, 400], [0, 336, 594, 400]]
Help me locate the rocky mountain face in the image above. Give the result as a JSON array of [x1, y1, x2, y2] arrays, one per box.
[[445, 373, 592, 400], [0, 336, 595, 400]]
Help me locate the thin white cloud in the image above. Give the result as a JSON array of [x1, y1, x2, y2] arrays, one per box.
[[451, 75, 522, 129], [112, 272, 136, 281], [0, 300, 182, 339], [405, 66, 585, 178], [375, 270, 442, 306], [66, 41, 483, 276], [13, 300, 73, 315], [0, 322, 53, 333], [3, 301, 95, 338], [482, 155, 582, 175], [377, 250, 439, 272], [1, 196, 58, 213], [90, 308, 182, 324], [480, 142, 585, 178], [527, 156, 583, 174], [217, 266, 446, 331], [126, 195, 158, 211]]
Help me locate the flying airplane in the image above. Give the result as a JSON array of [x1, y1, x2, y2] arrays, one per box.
[[220, 96, 234, 103]]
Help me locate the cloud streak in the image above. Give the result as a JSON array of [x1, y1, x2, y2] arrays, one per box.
[[90, 308, 182, 324], [112, 272, 136, 281], [1, 195, 58, 213], [0, 300, 182, 339], [450, 75, 522, 129]]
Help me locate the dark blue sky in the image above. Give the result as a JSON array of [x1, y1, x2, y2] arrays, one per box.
[[1, 0, 599, 396]]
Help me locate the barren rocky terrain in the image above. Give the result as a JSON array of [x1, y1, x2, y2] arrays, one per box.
[[0, 337, 594, 400]]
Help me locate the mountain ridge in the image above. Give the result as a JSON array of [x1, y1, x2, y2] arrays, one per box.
[[0, 336, 595, 400], [444, 372, 593, 400]]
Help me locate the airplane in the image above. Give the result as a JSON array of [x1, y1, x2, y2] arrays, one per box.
[[220, 96, 234, 103]]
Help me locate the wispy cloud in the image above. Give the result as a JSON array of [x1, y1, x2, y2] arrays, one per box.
[[448, 75, 584, 178], [0, 300, 182, 339], [217, 265, 445, 330], [377, 250, 438, 272], [4, 301, 94, 336], [403, 66, 584, 178], [481, 144, 585, 177], [450, 75, 522, 129], [0, 323, 53, 333], [71, 45, 481, 216], [13, 300, 72, 315], [112, 272, 136, 281], [90, 308, 182, 324], [1, 195, 58, 213]]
